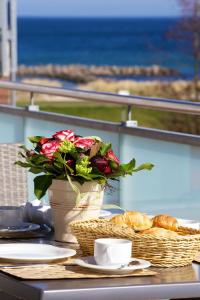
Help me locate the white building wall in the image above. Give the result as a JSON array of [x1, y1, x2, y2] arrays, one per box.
[[0, 0, 17, 78]]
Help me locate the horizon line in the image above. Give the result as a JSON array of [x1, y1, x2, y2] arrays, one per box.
[[17, 15, 181, 18]]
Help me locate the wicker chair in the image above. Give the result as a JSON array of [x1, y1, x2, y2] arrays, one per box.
[[0, 143, 28, 206]]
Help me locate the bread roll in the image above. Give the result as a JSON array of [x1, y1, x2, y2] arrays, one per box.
[[140, 227, 178, 238], [110, 211, 152, 231], [124, 211, 152, 231], [152, 214, 178, 231], [109, 214, 126, 226]]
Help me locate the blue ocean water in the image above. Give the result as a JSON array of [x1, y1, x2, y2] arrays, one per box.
[[18, 17, 193, 77]]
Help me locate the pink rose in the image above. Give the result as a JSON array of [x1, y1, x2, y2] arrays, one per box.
[[106, 149, 120, 164], [91, 157, 112, 175], [40, 140, 60, 159], [74, 137, 94, 150], [52, 130, 75, 142]]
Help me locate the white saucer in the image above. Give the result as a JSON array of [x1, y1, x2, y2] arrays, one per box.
[[75, 256, 151, 274]]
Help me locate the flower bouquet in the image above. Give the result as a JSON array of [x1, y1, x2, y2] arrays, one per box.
[[16, 129, 154, 242], [16, 129, 153, 200]]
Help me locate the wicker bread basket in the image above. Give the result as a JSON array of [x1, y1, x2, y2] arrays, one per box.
[[70, 219, 200, 267]]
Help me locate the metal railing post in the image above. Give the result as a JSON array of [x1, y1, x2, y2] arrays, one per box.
[[27, 92, 39, 111], [118, 90, 138, 127], [127, 104, 132, 121], [124, 104, 138, 127]]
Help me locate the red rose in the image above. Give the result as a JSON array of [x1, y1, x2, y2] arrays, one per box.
[[40, 140, 60, 159], [106, 149, 120, 164], [52, 130, 75, 142], [66, 159, 74, 168], [91, 157, 112, 174], [104, 165, 112, 174], [74, 137, 94, 150], [39, 138, 49, 145]]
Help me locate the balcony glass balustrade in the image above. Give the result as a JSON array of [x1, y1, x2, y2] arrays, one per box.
[[0, 81, 200, 220]]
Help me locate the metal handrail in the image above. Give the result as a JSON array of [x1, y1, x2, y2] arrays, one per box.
[[0, 80, 200, 116]]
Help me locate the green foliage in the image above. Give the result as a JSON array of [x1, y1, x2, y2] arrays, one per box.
[[108, 160, 154, 179], [15, 161, 31, 168], [133, 163, 154, 172], [100, 143, 112, 156], [28, 136, 43, 143], [120, 159, 136, 175], [34, 175, 53, 199], [17, 130, 154, 199]]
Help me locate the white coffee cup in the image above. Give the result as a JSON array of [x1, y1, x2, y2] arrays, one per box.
[[94, 238, 132, 266]]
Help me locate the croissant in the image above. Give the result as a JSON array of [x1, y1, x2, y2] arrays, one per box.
[[110, 211, 152, 231], [109, 214, 127, 226], [140, 227, 178, 238], [152, 214, 178, 231]]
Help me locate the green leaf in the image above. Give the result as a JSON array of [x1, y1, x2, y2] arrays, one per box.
[[34, 175, 53, 199], [42, 164, 60, 175], [53, 161, 64, 171], [97, 178, 107, 185], [28, 136, 43, 143], [18, 151, 26, 158], [29, 167, 43, 174], [108, 161, 154, 178], [89, 173, 106, 179], [54, 153, 74, 174], [100, 143, 112, 156], [120, 159, 136, 175], [133, 163, 154, 172], [110, 160, 119, 170], [15, 161, 32, 168], [53, 152, 66, 164], [30, 155, 49, 165], [65, 164, 74, 174]]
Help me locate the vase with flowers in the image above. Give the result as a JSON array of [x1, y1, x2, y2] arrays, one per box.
[[16, 129, 153, 242]]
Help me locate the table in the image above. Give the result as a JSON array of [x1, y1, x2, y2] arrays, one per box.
[[0, 237, 200, 300]]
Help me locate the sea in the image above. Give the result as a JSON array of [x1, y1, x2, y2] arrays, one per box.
[[17, 17, 193, 80]]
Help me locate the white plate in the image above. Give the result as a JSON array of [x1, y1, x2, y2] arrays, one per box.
[[0, 222, 40, 233], [0, 243, 76, 263], [75, 256, 151, 274], [99, 210, 112, 218]]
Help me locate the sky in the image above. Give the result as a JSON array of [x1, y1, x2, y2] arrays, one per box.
[[17, 0, 181, 17]]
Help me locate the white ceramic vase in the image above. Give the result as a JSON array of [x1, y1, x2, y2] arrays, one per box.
[[49, 179, 104, 243]]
